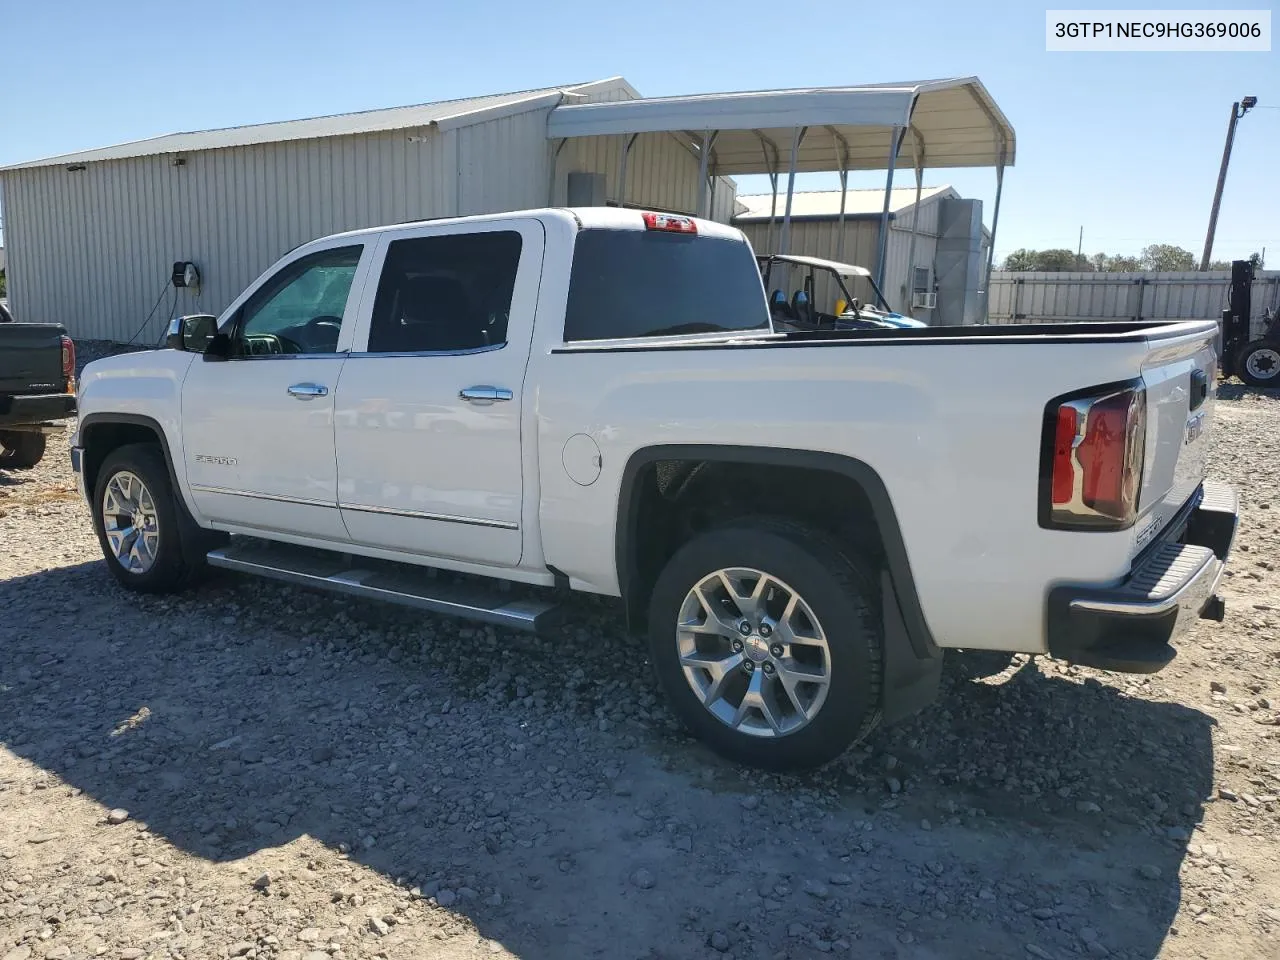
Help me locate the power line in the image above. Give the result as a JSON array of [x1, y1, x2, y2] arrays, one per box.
[[125, 280, 174, 346]]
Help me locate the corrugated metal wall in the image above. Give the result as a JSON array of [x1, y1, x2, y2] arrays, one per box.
[[0, 77, 734, 342], [735, 196, 950, 315], [1, 126, 454, 341], [987, 271, 1280, 333], [736, 219, 881, 311], [454, 107, 553, 217], [552, 132, 737, 223]]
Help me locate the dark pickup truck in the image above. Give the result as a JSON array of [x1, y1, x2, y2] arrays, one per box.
[[0, 320, 77, 469]]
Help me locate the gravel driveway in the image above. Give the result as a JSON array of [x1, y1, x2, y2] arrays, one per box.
[[1, 381, 1278, 960]]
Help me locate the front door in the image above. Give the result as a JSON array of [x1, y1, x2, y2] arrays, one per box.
[[181, 241, 374, 541], [334, 220, 543, 566]]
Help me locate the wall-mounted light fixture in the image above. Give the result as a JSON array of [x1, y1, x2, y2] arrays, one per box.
[[171, 260, 201, 292]]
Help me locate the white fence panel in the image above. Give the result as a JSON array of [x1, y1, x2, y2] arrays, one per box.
[[987, 270, 1280, 337]]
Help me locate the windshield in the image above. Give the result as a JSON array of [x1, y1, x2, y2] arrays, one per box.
[[564, 229, 770, 341]]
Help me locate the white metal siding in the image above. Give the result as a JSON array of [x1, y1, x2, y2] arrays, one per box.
[[552, 132, 736, 221], [733, 191, 957, 315], [735, 214, 939, 315], [553, 79, 739, 220], [987, 270, 1280, 333], [453, 107, 553, 216], [736, 218, 882, 310], [0, 71, 738, 342], [1, 126, 454, 341]]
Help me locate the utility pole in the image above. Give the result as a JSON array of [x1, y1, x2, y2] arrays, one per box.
[[1077, 226, 1084, 267], [1200, 96, 1258, 271]]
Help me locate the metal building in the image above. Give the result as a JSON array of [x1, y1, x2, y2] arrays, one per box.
[[733, 186, 991, 323], [0, 77, 737, 342]]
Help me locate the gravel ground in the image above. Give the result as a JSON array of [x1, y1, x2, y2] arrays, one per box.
[[1, 378, 1278, 960]]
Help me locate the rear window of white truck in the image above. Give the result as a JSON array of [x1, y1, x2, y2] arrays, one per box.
[[563, 229, 770, 341]]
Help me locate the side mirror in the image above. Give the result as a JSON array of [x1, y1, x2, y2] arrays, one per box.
[[166, 314, 219, 353]]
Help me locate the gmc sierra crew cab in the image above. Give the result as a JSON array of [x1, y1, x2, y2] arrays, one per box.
[[70, 207, 1238, 769], [0, 320, 77, 468]]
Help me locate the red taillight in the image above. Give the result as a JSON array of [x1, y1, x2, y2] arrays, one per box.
[[1050, 405, 1078, 505], [61, 335, 76, 393], [642, 211, 697, 234], [1045, 386, 1146, 529]]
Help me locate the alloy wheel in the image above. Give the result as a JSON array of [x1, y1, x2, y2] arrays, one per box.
[[676, 567, 831, 737]]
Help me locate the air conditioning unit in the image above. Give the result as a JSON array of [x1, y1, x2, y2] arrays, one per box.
[[912, 291, 937, 310]]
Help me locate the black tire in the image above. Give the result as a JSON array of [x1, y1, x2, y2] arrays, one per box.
[[0, 432, 47, 469], [91, 443, 215, 593], [648, 518, 883, 770], [1238, 340, 1280, 388]]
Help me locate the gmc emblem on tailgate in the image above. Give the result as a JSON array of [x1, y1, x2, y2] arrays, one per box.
[[1184, 412, 1206, 445]]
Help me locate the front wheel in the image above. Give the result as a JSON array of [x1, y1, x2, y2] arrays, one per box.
[[1239, 340, 1280, 388], [647, 519, 883, 770], [92, 443, 209, 593], [0, 432, 48, 469]]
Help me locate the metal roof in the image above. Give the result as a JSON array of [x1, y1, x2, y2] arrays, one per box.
[[2, 78, 629, 172], [546, 77, 1015, 174], [734, 186, 954, 221], [759, 254, 873, 278]]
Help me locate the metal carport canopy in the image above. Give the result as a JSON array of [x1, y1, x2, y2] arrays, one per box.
[[547, 77, 1015, 316], [546, 77, 1016, 173]]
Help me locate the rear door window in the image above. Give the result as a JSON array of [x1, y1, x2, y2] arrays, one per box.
[[563, 229, 769, 342], [366, 231, 523, 354]]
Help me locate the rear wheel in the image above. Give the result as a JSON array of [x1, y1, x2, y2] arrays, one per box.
[[1239, 340, 1280, 388], [648, 518, 883, 770], [0, 432, 48, 469], [92, 443, 215, 593]]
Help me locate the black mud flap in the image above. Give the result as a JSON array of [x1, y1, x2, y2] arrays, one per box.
[[880, 570, 943, 724]]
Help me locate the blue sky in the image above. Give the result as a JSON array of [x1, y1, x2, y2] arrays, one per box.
[[2, 0, 1276, 263]]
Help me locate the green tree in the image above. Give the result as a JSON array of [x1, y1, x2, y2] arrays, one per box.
[[0, 268, 6, 299], [1001, 248, 1092, 271], [1000, 249, 1039, 271], [1003, 244, 1258, 274], [1207, 252, 1266, 271], [1139, 244, 1196, 272], [1089, 253, 1142, 272]]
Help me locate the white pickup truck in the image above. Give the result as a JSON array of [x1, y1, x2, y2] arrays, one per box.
[[71, 207, 1238, 769]]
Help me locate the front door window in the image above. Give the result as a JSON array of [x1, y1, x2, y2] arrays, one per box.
[[235, 245, 363, 356]]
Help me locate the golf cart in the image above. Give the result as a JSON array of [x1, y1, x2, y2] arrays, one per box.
[[756, 254, 927, 333]]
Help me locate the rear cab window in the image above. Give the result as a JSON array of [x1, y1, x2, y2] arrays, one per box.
[[563, 228, 770, 342]]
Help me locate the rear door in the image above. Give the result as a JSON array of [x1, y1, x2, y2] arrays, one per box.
[[1134, 322, 1219, 549], [334, 219, 544, 566]]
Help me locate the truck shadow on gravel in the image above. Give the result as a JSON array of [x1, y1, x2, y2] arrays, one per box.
[[1, 561, 1215, 960]]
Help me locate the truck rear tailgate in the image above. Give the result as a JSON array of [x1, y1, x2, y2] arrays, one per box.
[[1133, 322, 1218, 553], [0, 323, 68, 396]]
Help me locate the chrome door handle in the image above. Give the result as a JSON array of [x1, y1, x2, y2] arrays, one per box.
[[287, 382, 328, 400], [459, 385, 513, 404]]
